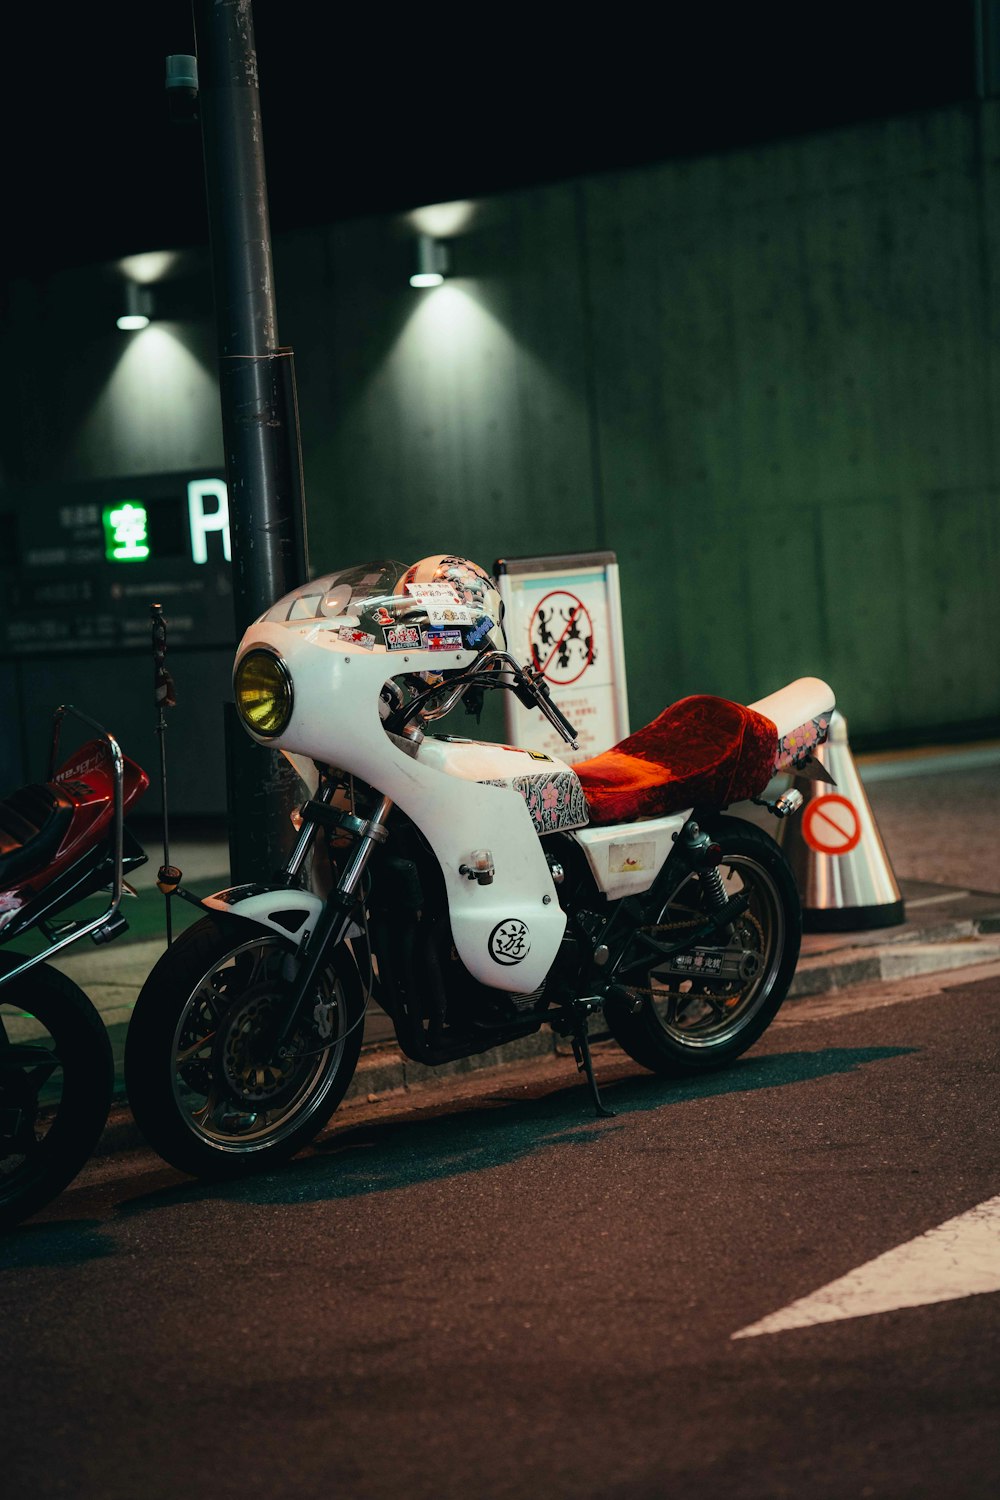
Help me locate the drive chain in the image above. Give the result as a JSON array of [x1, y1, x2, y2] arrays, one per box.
[[625, 911, 766, 1008]]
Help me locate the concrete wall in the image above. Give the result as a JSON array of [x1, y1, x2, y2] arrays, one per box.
[[279, 102, 1000, 745], [2, 101, 998, 810]]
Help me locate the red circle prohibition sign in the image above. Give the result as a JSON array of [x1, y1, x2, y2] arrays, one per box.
[[802, 794, 862, 856], [527, 590, 595, 686]]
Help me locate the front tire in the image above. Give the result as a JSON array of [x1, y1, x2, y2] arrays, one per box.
[[0, 958, 114, 1230], [605, 816, 801, 1077], [124, 914, 364, 1179]]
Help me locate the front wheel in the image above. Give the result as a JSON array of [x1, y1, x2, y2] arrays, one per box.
[[605, 816, 801, 1077], [124, 914, 364, 1179]]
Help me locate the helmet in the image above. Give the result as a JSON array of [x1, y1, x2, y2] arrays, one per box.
[[394, 555, 506, 656]]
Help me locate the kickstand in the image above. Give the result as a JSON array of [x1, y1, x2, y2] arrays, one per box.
[[572, 1021, 615, 1118]]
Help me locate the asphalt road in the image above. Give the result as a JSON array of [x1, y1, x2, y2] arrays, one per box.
[[2, 967, 998, 1500]]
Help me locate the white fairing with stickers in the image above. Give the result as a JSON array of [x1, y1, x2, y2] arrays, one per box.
[[234, 561, 564, 992]]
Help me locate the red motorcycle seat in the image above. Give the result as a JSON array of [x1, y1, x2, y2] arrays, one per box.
[[0, 783, 74, 888], [573, 695, 778, 827]]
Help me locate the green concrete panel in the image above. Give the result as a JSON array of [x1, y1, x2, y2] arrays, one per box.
[[284, 189, 598, 583], [817, 496, 909, 735], [579, 107, 997, 739], [899, 489, 1000, 726], [742, 507, 831, 698]]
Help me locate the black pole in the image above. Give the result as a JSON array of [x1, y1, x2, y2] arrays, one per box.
[[190, 0, 310, 880], [192, 0, 308, 629], [150, 604, 176, 946]]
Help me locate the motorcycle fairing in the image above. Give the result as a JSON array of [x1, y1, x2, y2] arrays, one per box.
[[257, 560, 503, 656], [0, 741, 150, 938], [233, 626, 566, 994]]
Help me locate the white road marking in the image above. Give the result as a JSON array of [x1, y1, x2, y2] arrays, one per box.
[[904, 890, 970, 908], [733, 1194, 1000, 1338], [775, 956, 1000, 1025]]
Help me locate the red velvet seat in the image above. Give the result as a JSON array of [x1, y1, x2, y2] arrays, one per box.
[[574, 695, 778, 827]]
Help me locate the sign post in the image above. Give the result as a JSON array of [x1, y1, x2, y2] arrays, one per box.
[[495, 551, 629, 762]]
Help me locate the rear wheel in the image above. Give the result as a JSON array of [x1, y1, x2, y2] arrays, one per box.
[[605, 816, 800, 1076], [125, 914, 364, 1179], [0, 958, 113, 1230]]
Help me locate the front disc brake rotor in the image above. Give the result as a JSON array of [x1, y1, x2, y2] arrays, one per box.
[[213, 985, 324, 1112]]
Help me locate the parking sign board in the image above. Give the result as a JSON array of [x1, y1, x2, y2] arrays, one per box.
[[495, 551, 629, 763]]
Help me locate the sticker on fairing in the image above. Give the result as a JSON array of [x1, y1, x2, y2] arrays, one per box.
[[421, 628, 464, 651], [406, 582, 462, 602], [466, 615, 493, 647], [337, 626, 376, 649], [489, 918, 531, 965], [425, 603, 481, 626], [609, 841, 655, 875], [384, 624, 421, 650]]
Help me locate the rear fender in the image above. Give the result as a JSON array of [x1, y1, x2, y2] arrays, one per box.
[[748, 677, 835, 775]]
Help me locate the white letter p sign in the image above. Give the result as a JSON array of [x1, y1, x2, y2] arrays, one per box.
[[187, 478, 231, 564]]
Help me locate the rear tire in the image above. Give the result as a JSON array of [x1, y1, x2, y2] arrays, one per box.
[[0, 958, 113, 1231], [125, 914, 364, 1180], [605, 816, 801, 1077]]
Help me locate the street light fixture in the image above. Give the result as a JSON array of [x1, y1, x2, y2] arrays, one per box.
[[117, 283, 154, 331], [410, 234, 449, 288]]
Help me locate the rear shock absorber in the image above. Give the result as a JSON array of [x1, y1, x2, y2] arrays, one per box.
[[678, 819, 729, 913]]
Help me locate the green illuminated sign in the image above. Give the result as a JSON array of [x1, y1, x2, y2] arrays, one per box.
[[103, 501, 150, 562]]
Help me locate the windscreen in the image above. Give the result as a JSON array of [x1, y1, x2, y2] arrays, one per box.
[[259, 561, 408, 626]]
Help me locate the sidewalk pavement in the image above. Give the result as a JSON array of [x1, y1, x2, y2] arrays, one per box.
[[32, 745, 1000, 1153]]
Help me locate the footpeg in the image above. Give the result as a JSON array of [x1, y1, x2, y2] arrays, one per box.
[[90, 911, 129, 945], [607, 983, 645, 1015]]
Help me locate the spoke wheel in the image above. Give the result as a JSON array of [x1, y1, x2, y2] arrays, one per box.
[[605, 816, 801, 1077], [125, 915, 364, 1179], [0, 957, 113, 1230]]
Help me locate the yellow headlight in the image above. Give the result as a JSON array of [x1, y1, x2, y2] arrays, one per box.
[[234, 649, 293, 738]]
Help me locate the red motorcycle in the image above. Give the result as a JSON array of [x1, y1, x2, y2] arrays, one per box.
[[0, 707, 148, 1230]]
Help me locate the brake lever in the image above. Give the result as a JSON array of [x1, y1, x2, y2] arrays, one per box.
[[522, 666, 580, 750]]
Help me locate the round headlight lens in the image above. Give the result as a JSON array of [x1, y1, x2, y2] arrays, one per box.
[[234, 650, 293, 738]]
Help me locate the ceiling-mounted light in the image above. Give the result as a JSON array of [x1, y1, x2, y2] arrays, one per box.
[[410, 234, 449, 289], [117, 283, 154, 331]]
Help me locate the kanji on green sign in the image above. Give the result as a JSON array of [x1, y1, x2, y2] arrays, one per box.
[[103, 501, 150, 561]]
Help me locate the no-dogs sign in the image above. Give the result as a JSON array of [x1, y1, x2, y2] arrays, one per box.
[[495, 551, 629, 762], [528, 590, 595, 686]]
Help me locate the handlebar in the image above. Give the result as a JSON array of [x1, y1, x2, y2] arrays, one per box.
[[385, 649, 580, 750], [512, 663, 581, 750]]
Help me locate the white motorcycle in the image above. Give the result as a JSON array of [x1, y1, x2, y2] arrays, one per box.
[[125, 555, 835, 1178]]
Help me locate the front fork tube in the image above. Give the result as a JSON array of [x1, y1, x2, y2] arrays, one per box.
[[271, 793, 393, 1054]]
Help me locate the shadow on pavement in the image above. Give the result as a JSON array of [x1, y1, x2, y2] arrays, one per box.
[[1, 1045, 913, 1263], [107, 1044, 914, 1222]]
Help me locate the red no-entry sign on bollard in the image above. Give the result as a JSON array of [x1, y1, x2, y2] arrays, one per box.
[[801, 794, 862, 856]]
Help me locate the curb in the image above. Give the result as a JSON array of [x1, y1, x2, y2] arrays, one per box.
[[93, 908, 1000, 1161]]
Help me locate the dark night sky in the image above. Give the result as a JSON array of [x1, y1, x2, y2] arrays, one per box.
[[0, 3, 977, 283]]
